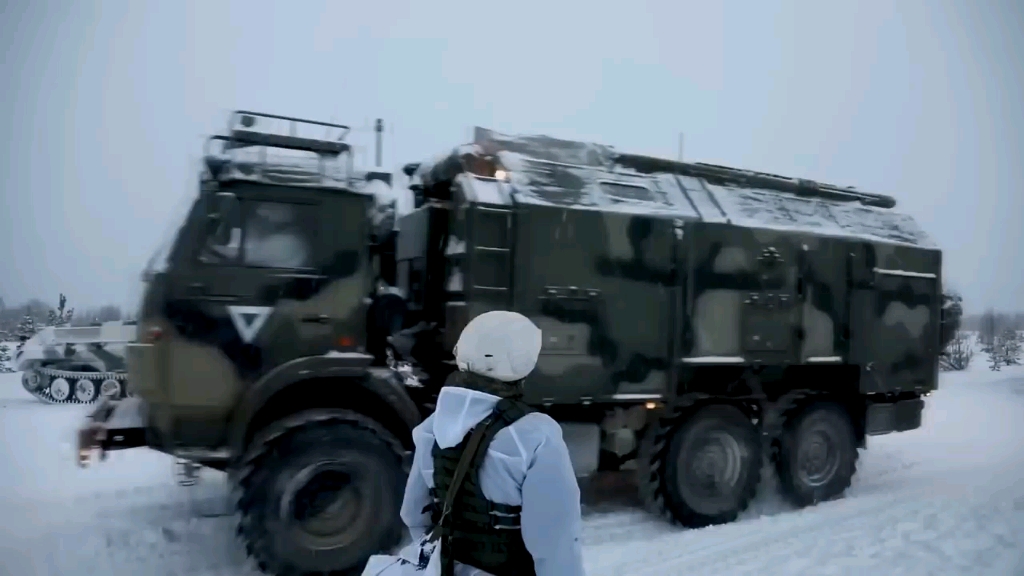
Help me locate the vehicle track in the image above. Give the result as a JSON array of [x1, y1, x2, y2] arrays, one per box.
[[21, 367, 128, 404]]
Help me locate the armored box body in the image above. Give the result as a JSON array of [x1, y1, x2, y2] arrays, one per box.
[[404, 128, 942, 405]]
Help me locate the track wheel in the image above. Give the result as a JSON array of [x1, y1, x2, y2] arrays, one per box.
[[74, 379, 99, 403], [659, 404, 762, 527], [775, 402, 858, 507], [237, 411, 406, 575], [49, 377, 71, 402], [100, 379, 122, 399], [22, 370, 44, 392]]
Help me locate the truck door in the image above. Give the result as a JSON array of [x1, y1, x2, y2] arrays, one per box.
[[163, 188, 339, 445], [740, 234, 801, 364], [685, 223, 801, 365]]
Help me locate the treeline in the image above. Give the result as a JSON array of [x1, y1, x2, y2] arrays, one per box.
[[940, 296, 1023, 371], [0, 294, 131, 339], [960, 311, 1024, 338]]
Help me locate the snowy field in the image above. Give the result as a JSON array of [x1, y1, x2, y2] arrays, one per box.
[[1, 353, 1022, 576]]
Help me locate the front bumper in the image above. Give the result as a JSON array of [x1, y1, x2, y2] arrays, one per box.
[[76, 396, 149, 467]]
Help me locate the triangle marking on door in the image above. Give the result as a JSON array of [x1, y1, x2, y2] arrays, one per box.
[[227, 306, 273, 344]]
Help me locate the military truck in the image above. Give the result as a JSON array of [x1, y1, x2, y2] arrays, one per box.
[[77, 111, 946, 576]]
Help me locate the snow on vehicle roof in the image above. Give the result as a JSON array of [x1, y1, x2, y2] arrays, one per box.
[[211, 159, 377, 193], [431, 127, 936, 249], [205, 148, 385, 195]]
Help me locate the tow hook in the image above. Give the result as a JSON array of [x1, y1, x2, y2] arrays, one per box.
[[75, 398, 149, 467], [77, 400, 117, 468], [77, 422, 109, 468]]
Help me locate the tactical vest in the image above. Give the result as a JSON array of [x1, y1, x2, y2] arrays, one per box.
[[425, 397, 537, 576]]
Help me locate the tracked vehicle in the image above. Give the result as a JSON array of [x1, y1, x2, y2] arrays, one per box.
[[78, 112, 945, 575], [18, 321, 135, 403]]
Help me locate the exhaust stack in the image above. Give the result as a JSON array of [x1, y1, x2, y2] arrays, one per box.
[[374, 118, 384, 167]]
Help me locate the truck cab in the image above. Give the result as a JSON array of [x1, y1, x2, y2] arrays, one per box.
[[128, 111, 393, 460]]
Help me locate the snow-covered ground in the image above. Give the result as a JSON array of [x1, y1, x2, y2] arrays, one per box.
[[1, 359, 1022, 576]]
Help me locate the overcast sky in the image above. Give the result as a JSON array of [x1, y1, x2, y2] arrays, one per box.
[[2, 0, 1022, 314]]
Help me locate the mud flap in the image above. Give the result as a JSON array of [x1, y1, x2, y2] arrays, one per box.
[[77, 396, 149, 467], [864, 398, 924, 436]]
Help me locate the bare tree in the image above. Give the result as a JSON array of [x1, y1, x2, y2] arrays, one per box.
[[979, 309, 998, 351], [939, 292, 964, 351], [96, 304, 123, 322], [940, 329, 973, 371], [70, 304, 125, 326], [961, 310, 1024, 332]]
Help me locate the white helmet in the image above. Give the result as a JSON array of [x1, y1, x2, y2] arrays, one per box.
[[454, 311, 542, 382]]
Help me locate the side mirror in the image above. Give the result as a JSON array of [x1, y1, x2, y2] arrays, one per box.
[[200, 193, 243, 260], [207, 192, 239, 220]]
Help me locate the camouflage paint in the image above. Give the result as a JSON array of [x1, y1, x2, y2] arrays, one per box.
[[132, 120, 942, 456], [422, 127, 942, 405], [512, 206, 677, 403], [131, 176, 378, 449]]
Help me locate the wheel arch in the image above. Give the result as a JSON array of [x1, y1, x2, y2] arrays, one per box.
[[639, 397, 764, 528], [774, 393, 867, 450], [774, 398, 861, 507], [228, 355, 422, 458]]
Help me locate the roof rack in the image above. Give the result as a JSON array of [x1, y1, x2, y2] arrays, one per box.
[[202, 111, 361, 186], [218, 110, 352, 157], [614, 153, 897, 209]]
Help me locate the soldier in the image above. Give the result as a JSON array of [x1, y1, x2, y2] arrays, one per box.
[[363, 310, 586, 576]]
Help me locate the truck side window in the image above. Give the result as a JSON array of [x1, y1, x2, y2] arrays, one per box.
[[197, 200, 317, 269], [241, 201, 316, 269], [198, 199, 243, 265]]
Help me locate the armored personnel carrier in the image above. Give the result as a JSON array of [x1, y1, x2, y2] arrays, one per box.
[[17, 321, 135, 403], [77, 112, 945, 576]]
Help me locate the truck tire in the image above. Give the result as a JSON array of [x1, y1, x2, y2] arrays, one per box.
[[236, 410, 407, 576], [642, 404, 761, 528], [775, 401, 858, 507]]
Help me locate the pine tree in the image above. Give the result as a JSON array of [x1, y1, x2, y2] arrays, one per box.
[[46, 293, 74, 327], [989, 347, 1002, 371], [16, 314, 37, 341], [0, 342, 13, 373]]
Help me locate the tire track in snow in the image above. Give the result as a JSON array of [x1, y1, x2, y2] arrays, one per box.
[[31, 478, 255, 576], [583, 510, 678, 546], [666, 496, 941, 576], [733, 492, 1024, 576], [587, 493, 911, 576]]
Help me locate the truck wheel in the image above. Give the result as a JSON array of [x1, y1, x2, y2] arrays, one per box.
[[644, 404, 762, 528], [237, 410, 406, 576], [775, 402, 858, 507]]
